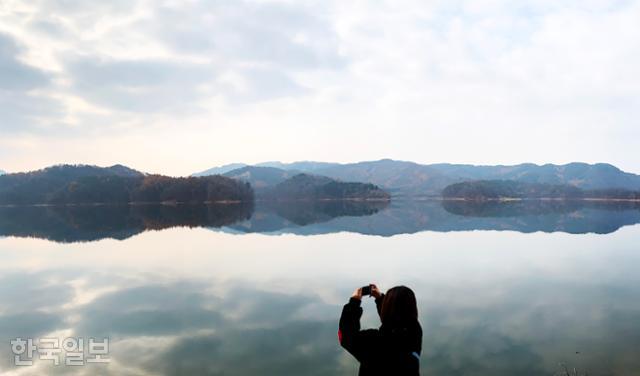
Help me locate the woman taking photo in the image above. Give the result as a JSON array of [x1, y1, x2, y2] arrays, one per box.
[[338, 284, 422, 375]]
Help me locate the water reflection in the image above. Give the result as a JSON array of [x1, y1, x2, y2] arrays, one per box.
[[0, 200, 639, 243], [0, 203, 253, 243], [1, 258, 639, 375], [0, 270, 350, 375], [440, 199, 640, 234], [227, 200, 389, 234]]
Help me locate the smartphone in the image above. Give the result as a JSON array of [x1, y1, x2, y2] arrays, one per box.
[[361, 285, 372, 296]]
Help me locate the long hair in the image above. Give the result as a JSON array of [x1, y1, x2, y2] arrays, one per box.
[[380, 286, 418, 327]]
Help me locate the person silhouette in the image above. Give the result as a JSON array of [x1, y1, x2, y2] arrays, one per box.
[[339, 284, 422, 375]]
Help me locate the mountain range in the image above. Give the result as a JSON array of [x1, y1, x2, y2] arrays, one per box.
[[195, 160, 640, 197], [2, 161, 639, 203], [194, 161, 339, 176], [0, 164, 387, 205]]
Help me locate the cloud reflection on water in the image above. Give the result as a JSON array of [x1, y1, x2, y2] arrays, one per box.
[[0, 251, 639, 375]]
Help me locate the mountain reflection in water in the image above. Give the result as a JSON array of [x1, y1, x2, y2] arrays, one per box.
[[1, 199, 639, 243], [1, 201, 639, 375]]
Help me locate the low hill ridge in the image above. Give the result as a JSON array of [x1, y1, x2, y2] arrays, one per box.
[[442, 180, 640, 200], [263, 173, 390, 201], [196, 160, 640, 196], [223, 166, 299, 188]]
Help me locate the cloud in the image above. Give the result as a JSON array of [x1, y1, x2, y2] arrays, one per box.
[[148, 1, 345, 70], [0, 33, 50, 90], [64, 56, 307, 111], [0, 0, 328, 136], [55, 0, 334, 111], [222, 66, 308, 102], [66, 56, 216, 113], [0, 33, 63, 133]]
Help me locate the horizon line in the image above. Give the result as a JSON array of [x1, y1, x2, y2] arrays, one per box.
[[2, 159, 637, 177]]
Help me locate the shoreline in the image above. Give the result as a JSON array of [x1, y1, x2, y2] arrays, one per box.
[[438, 197, 640, 203], [0, 201, 251, 208], [0, 197, 391, 208], [1, 196, 639, 208]]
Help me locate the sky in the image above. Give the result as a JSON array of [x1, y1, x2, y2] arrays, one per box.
[[0, 0, 639, 176]]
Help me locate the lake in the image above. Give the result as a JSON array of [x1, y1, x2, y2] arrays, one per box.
[[1, 200, 639, 375]]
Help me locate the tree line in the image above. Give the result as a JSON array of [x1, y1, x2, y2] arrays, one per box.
[[0, 166, 253, 205], [442, 180, 640, 200]]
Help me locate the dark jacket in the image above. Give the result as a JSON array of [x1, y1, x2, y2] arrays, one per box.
[[338, 295, 422, 376]]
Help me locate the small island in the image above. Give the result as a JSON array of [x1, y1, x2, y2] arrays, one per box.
[[261, 173, 391, 201], [442, 180, 640, 201]]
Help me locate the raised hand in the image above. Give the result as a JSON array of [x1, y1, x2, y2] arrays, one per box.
[[371, 284, 382, 299]]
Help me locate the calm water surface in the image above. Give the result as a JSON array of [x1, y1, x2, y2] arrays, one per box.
[[0, 201, 639, 375]]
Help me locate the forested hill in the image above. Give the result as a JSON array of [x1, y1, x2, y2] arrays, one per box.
[[262, 174, 391, 201], [0, 165, 253, 205], [442, 180, 640, 200]]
